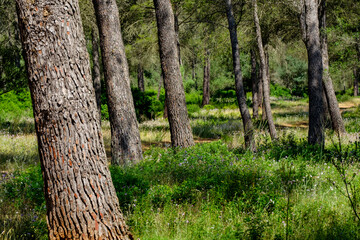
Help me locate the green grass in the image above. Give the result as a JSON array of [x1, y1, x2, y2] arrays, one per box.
[[0, 95, 359, 239]]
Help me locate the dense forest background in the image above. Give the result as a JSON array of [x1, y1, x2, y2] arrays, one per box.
[[0, 0, 359, 118]]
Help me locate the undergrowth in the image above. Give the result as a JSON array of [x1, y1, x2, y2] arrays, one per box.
[[1, 138, 360, 239]]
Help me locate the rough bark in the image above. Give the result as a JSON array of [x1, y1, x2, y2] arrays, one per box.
[[319, 0, 346, 134], [15, 0, 133, 238], [251, 49, 259, 119], [93, 0, 143, 164], [157, 72, 163, 100], [137, 64, 145, 92], [253, 0, 277, 140], [174, 11, 182, 66], [154, 0, 194, 148], [202, 49, 211, 107], [92, 29, 102, 122], [300, 0, 325, 145], [224, 0, 256, 151]]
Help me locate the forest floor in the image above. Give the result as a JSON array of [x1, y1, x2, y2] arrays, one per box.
[[1, 96, 360, 239]]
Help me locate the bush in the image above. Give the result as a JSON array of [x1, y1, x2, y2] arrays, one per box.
[[132, 88, 164, 122]]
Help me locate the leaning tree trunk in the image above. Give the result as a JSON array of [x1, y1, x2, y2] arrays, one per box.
[[253, 0, 277, 140], [319, 0, 346, 134], [202, 49, 211, 107], [15, 0, 133, 238], [174, 11, 182, 66], [154, 0, 194, 148], [300, 0, 325, 145], [224, 0, 256, 151], [355, 35, 360, 97], [354, 69, 359, 97], [137, 64, 145, 92], [93, 0, 143, 164], [92, 28, 102, 122], [251, 49, 260, 119]]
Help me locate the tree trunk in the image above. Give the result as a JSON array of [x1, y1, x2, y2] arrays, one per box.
[[319, 0, 346, 134], [92, 29, 102, 122], [300, 0, 325, 145], [253, 0, 277, 140], [174, 12, 182, 66], [15, 0, 133, 238], [355, 35, 360, 96], [354, 68, 359, 97], [224, 0, 256, 151], [154, 0, 194, 148], [93, 0, 143, 164], [157, 72, 163, 100], [137, 64, 145, 92], [251, 49, 259, 119], [202, 49, 210, 107]]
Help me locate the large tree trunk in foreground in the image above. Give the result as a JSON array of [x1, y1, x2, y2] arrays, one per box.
[[92, 28, 102, 122], [251, 49, 260, 119], [319, 0, 346, 134], [300, 0, 325, 145], [224, 0, 256, 151], [202, 49, 211, 107], [16, 0, 133, 238], [93, 0, 143, 164], [154, 0, 194, 148], [137, 64, 145, 92], [253, 0, 277, 140]]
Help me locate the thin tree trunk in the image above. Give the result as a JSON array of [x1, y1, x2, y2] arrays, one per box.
[[354, 68, 359, 97], [15, 0, 133, 238], [154, 0, 194, 148], [224, 0, 256, 151], [251, 49, 259, 119], [137, 64, 145, 92], [174, 12, 182, 66], [300, 0, 325, 145], [92, 28, 102, 122], [157, 72, 163, 100], [93, 0, 143, 164], [319, 0, 346, 134], [253, 0, 277, 140], [202, 49, 211, 107], [355, 35, 360, 96]]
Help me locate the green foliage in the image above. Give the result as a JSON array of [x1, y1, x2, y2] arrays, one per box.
[[0, 166, 47, 239], [273, 55, 308, 97], [270, 83, 293, 98], [0, 45, 28, 95], [132, 88, 164, 122], [0, 90, 34, 134]]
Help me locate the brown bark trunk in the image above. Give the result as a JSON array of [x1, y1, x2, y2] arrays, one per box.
[[154, 0, 194, 148], [300, 0, 325, 145], [174, 11, 182, 66], [354, 69, 359, 97], [251, 49, 259, 119], [137, 64, 145, 92], [93, 0, 143, 164], [253, 0, 277, 140], [319, 0, 346, 134], [202, 49, 211, 107], [157, 72, 163, 100], [355, 35, 360, 96], [92, 29, 102, 122], [224, 0, 256, 151], [15, 0, 133, 238]]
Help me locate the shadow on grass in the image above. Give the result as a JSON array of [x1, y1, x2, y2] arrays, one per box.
[[0, 120, 35, 134]]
